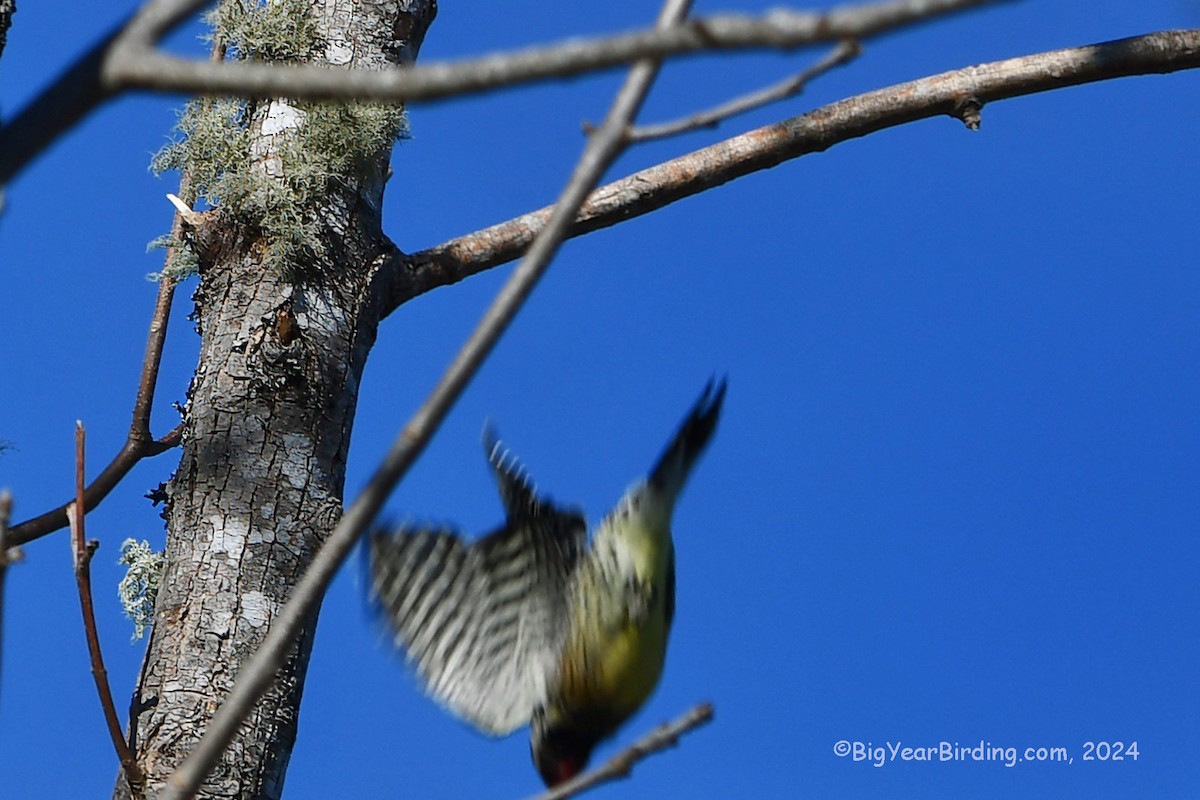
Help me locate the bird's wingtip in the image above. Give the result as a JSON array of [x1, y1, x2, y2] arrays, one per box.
[[648, 376, 727, 495]]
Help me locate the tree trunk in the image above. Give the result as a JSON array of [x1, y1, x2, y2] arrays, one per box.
[[115, 2, 435, 797]]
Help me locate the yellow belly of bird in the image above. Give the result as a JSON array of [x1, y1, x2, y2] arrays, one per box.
[[559, 591, 668, 724], [598, 606, 668, 717]]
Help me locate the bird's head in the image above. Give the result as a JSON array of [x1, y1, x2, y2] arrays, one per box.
[[531, 707, 599, 787]]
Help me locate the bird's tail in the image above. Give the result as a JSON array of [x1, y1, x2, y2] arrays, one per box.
[[647, 378, 727, 501]]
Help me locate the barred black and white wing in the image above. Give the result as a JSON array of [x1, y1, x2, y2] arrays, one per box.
[[368, 431, 587, 735]]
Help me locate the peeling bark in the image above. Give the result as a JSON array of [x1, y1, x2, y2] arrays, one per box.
[[115, 2, 436, 798]]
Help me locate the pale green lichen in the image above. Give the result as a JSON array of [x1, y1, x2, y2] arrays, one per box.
[[151, 0, 409, 275], [145, 233, 201, 282], [211, 0, 324, 63], [117, 539, 164, 641], [152, 97, 251, 204]]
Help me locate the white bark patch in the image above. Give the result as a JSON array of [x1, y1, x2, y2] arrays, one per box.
[[208, 516, 248, 561], [280, 434, 312, 488], [241, 591, 274, 629], [210, 607, 235, 638], [296, 287, 347, 335], [261, 100, 306, 136], [326, 40, 353, 66]]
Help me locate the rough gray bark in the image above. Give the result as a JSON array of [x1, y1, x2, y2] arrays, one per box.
[[114, 2, 436, 798]]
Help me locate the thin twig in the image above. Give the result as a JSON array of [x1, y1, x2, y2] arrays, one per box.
[[11, 5, 208, 548], [627, 39, 861, 143], [10, 414, 180, 547], [131, 280, 177, 443], [158, 0, 692, 796], [7, 433, 183, 548], [393, 27, 1200, 310], [67, 423, 145, 790], [527, 703, 716, 800], [120, 40, 227, 789], [10, 273, 183, 547], [0, 490, 15, 714], [0, 0, 1009, 186]]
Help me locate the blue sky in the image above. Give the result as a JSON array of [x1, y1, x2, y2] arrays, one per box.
[[2, 1, 1198, 798]]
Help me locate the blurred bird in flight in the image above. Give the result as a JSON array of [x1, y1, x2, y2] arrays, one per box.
[[368, 380, 726, 786]]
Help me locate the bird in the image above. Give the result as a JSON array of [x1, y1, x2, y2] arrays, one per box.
[[366, 379, 726, 786]]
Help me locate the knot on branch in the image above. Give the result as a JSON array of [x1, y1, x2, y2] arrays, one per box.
[[953, 95, 983, 130]]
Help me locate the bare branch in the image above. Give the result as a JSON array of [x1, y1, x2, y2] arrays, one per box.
[[8, 433, 183, 548], [393, 27, 1200, 311], [627, 40, 861, 143], [0, 0, 207, 187], [107, 0, 1006, 100], [1, 1, 198, 549], [8, 122, 200, 549], [67, 424, 145, 789], [8, 108, 198, 549], [110, 0, 210, 49], [527, 703, 716, 800], [158, 0, 692, 795], [8, 279, 182, 547], [132, 281, 178, 443], [0, 0, 1007, 187]]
